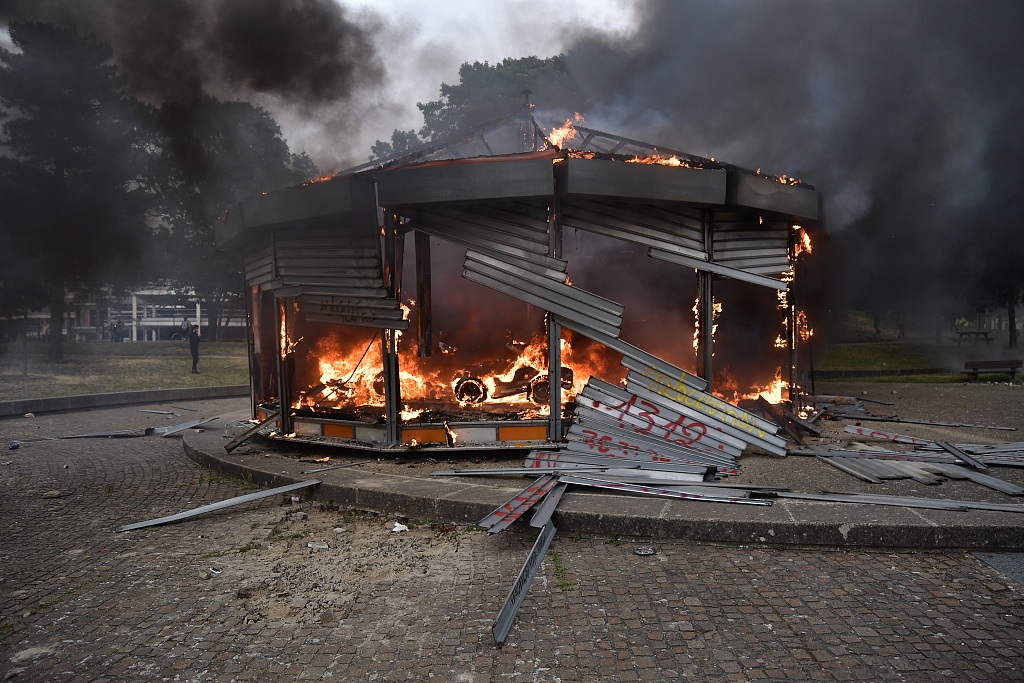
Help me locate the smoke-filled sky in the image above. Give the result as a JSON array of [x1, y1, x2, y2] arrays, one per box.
[[2, 0, 1022, 325]]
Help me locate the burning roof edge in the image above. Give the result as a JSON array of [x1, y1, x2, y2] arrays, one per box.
[[217, 120, 823, 251], [216, 172, 377, 251]]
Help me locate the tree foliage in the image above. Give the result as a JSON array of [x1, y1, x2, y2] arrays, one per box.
[[153, 97, 318, 340], [369, 129, 421, 162], [416, 55, 585, 141], [0, 22, 153, 360]]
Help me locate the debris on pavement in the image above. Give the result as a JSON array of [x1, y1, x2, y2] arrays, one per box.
[[116, 479, 321, 532]]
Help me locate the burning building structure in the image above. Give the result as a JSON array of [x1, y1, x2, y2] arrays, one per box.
[[216, 110, 822, 456]]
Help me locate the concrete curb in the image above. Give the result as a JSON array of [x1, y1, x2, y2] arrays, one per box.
[[0, 385, 249, 417], [182, 414, 1024, 550]]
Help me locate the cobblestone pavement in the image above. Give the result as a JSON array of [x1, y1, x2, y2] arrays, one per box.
[[2, 400, 1024, 682]]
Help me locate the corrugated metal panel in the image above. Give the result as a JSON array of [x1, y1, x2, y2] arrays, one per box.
[[579, 379, 745, 459], [463, 250, 624, 338], [647, 248, 788, 290], [622, 370, 787, 455], [561, 198, 707, 260], [712, 220, 791, 276], [240, 226, 407, 330]]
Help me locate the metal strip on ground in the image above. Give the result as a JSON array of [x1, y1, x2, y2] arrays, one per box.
[[116, 479, 322, 532], [559, 475, 773, 505], [224, 411, 280, 453], [492, 523, 557, 647], [529, 482, 568, 528], [477, 475, 557, 533]]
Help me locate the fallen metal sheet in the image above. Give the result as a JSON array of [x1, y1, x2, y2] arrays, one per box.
[[154, 417, 219, 437], [432, 465, 613, 476], [624, 370, 777, 434], [477, 475, 558, 533], [619, 355, 706, 392], [566, 472, 719, 487], [139, 409, 179, 417], [527, 449, 727, 476], [566, 424, 738, 474], [469, 252, 619, 316], [463, 259, 623, 334], [225, 412, 279, 453], [559, 475, 773, 505], [116, 479, 322, 532], [578, 384, 746, 457], [572, 402, 742, 466], [639, 484, 751, 498], [622, 374, 787, 455], [492, 523, 557, 648], [760, 491, 970, 511], [817, 456, 882, 484], [935, 441, 989, 471], [791, 447, 950, 461], [843, 425, 936, 445], [923, 463, 1024, 496], [566, 416, 738, 468], [581, 377, 746, 454], [301, 460, 371, 474], [885, 460, 945, 485], [832, 413, 1016, 431], [551, 315, 708, 393], [529, 482, 568, 528], [464, 268, 622, 337], [806, 490, 1024, 514]]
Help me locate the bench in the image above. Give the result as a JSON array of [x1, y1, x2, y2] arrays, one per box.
[[956, 329, 994, 345], [964, 359, 1022, 381]]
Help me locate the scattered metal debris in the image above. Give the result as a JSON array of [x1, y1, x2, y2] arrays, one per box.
[[154, 417, 219, 437], [224, 411, 280, 453], [491, 523, 556, 648], [116, 479, 321, 532], [478, 475, 558, 534], [301, 460, 370, 474]]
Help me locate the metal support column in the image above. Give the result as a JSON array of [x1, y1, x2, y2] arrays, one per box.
[[787, 227, 798, 406], [275, 297, 293, 435], [415, 231, 432, 357], [696, 210, 714, 392], [383, 212, 402, 444], [547, 190, 564, 442]]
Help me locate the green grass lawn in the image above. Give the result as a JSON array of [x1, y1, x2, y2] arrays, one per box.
[[815, 342, 938, 371], [0, 340, 249, 401]]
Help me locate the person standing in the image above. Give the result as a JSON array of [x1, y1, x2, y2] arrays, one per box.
[[180, 316, 190, 340], [188, 325, 201, 374]]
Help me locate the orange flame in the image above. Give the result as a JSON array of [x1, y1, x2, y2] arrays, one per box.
[[548, 113, 584, 149], [626, 152, 689, 167], [793, 225, 813, 256]]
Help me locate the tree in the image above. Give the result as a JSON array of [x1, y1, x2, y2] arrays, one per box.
[[382, 55, 585, 147], [369, 129, 421, 162], [153, 97, 317, 340], [0, 22, 153, 361]]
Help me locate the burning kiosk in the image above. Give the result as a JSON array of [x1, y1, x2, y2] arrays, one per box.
[[217, 115, 822, 455]]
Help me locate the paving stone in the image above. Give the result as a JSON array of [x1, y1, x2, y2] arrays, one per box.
[[2, 399, 1024, 681]]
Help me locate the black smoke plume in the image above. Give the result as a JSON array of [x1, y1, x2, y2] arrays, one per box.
[[563, 0, 1024, 333], [0, 0, 382, 107]]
